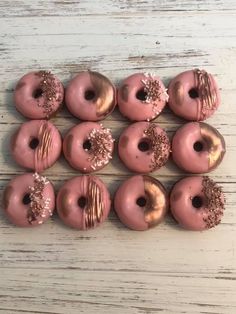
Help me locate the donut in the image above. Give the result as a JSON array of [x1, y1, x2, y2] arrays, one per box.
[[114, 175, 168, 231], [172, 122, 225, 173], [63, 122, 114, 172], [11, 120, 62, 172], [170, 176, 225, 231], [57, 175, 111, 229], [14, 71, 64, 119], [117, 73, 168, 121], [2, 173, 55, 227], [118, 122, 170, 173], [168, 69, 220, 121], [65, 71, 116, 121]]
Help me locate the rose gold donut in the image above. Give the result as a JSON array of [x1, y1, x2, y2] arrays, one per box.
[[63, 122, 114, 173], [118, 73, 168, 121], [11, 120, 62, 173], [65, 71, 116, 121], [168, 69, 220, 121], [118, 122, 170, 173], [57, 175, 111, 230], [170, 176, 225, 231], [171, 122, 226, 173], [114, 175, 168, 231], [14, 71, 64, 119], [2, 173, 55, 227]]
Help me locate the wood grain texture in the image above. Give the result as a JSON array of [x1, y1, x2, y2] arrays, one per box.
[[0, 1, 236, 313]]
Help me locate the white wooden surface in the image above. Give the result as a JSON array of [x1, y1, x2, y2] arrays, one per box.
[[0, 1, 236, 313]]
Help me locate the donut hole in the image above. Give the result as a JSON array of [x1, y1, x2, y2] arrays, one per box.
[[138, 139, 151, 152], [33, 88, 43, 99], [136, 89, 147, 101], [192, 196, 203, 209], [188, 88, 199, 99], [136, 196, 147, 207], [83, 139, 92, 151], [84, 89, 96, 101], [193, 141, 204, 152], [78, 196, 87, 209], [29, 138, 39, 150], [22, 193, 31, 205]]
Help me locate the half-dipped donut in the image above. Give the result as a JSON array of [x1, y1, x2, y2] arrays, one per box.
[[65, 71, 116, 121], [57, 175, 111, 229], [118, 122, 170, 173], [63, 122, 114, 172], [114, 175, 168, 231], [168, 69, 220, 121], [172, 122, 226, 173], [14, 71, 64, 119], [11, 120, 62, 172], [170, 176, 225, 230], [118, 73, 168, 121], [2, 173, 55, 227]]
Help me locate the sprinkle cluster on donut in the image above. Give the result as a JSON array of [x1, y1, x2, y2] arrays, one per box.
[[14, 71, 64, 119], [3, 173, 55, 227], [118, 72, 168, 121], [118, 122, 170, 173], [63, 122, 114, 173], [170, 176, 225, 231]]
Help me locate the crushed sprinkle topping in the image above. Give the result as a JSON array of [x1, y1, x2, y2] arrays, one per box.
[[27, 173, 51, 224], [202, 176, 225, 229], [141, 73, 169, 115], [35, 71, 62, 118], [144, 123, 170, 170], [86, 125, 114, 170]]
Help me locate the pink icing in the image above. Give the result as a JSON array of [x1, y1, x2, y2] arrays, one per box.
[[14, 71, 64, 119], [168, 69, 220, 121], [63, 122, 114, 173], [57, 175, 111, 230], [65, 71, 116, 121], [3, 173, 55, 227], [117, 73, 168, 121], [171, 122, 225, 173], [11, 120, 62, 173], [170, 176, 224, 231], [118, 122, 170, 173]]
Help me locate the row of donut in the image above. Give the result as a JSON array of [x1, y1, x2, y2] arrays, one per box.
[[11, 119, 226, 174], [14, 69, 220, 122], [2, 173, 225, 231]]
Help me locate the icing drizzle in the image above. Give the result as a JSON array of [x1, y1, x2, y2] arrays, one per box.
[[84, 177, 104, 229]]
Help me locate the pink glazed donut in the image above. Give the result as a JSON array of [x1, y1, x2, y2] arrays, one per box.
[[114, 175, 168, 231], [172, 122, 226, 173], [57, 175, 111, 230], [118, 122, 170, 173], [2, 173, 55, 227], [65, 71, 116, 121], [170, 176, 225, 231], [11, 120, 62, 172], [168, 69, 220, 121], [63, 122, 114, 172], [14, 71, 64, 119], [118, 73, 168, 121]]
